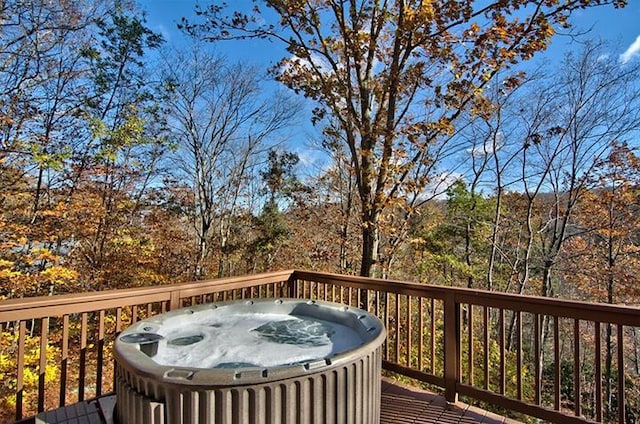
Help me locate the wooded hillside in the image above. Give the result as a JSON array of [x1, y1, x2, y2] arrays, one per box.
[[2, 0, 638, 304], [2, 1, 640, 421]]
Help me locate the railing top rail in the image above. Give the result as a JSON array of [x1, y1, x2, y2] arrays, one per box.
[[0, 270, 294, 322], [291, 270, 640, 326], [2, 268, 638, 326]]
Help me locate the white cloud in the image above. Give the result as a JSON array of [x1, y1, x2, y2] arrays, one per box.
[[281, 52, 334, 77], [619, 35, 640, 64], [296, 149, 321, 167], [417, 171, 462, 201], [155, 24, 171, 42], [292, 146, 331, 179]]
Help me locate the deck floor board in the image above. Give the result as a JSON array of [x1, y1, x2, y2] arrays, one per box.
[[380, 378, 515, 424], [29, 378, 518, 424]]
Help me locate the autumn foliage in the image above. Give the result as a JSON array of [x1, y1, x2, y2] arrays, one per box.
[[2, 0, 640, 422]]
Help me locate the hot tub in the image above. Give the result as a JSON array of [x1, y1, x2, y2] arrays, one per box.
[[114, 298, 386, 424]]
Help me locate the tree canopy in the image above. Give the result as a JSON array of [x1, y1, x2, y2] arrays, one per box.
[[182, 0, 628, 277]]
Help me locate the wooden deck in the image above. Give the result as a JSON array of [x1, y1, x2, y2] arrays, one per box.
[[27, 378, 518, 424], [379, 379, 521, 424]]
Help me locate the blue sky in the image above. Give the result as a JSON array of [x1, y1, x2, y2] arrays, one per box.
[[137, 1, 640, 174], [542, 2, 640, 63], [139, 1, 640, 65], [140, 1, 287, 67]]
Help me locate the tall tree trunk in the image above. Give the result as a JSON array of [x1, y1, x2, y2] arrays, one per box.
[[605, 322, 613, 418], [217, 217, 229, 278], [604, 254, 615, 418], [359, 216, 379, 309], [360, 222, 379, 278], [195, 217, 209, 280], [487, 185, 502, 291], [339, 223, 349, 271], [465, 221, 473, 288], [339, 175, 354, 272], [541, 261, 553, 298]]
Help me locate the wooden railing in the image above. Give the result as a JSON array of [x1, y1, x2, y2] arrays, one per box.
[[1, 270, 639, 423], [0, 271, 294, 423]]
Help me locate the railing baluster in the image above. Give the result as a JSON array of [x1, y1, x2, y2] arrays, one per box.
[[499, 308, 505, 395], [574, 319, 580, 417], [59, 314, 69, 407], [132, 305, 138, 323], [554, 316, 560, 411], [617, 324, 625, 424], [406, 295, 412, 368], [468, 304, 474, 386], [535, 313, 541, 405], [97, 310, 105, 397], [443, 293, 459, 403], [595, 321, 602, 422], [16, 320, 26, 421], [385, 292, 390, 360], [115, 305, 123, 390], [116, 307, 123, 333], [395, 293, 401, 363], [484, 306, 489, 390], [38, 316, 49, 413], [79, 312, 88, 402], [517, 310, 522, 400], [419, 297, 424, 372], [430, 298, 435, 375]]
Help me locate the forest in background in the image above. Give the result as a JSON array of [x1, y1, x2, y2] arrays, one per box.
[[2, 1, 640, 421], [2, 0, 639, 304]]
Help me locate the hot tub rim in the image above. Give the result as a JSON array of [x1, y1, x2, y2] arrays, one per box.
[[114, 298, 386, 387]]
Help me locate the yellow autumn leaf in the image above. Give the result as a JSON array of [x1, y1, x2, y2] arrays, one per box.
[[39, 266, 78, 285]]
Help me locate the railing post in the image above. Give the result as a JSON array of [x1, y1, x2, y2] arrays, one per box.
[[169, 290, 181, 311], [444, 292, 460, 404], [287, 274, 298, 299]]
